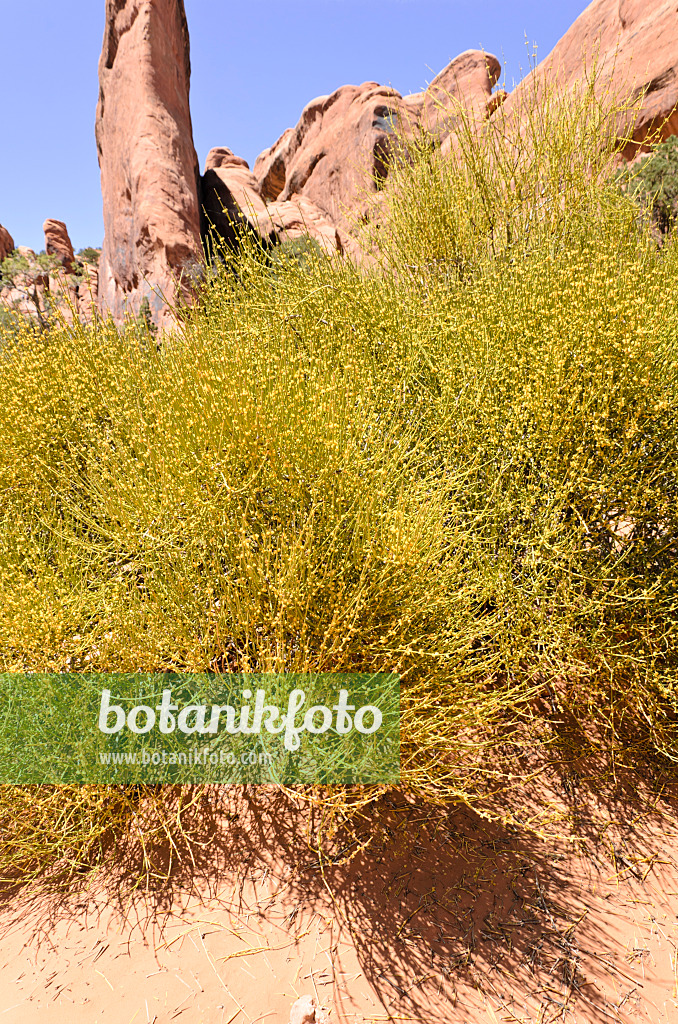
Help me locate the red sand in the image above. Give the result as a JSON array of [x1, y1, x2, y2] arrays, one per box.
[[0, 788, 677, 1023]]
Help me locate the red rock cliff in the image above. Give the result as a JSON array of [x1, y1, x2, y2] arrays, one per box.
[[95, 0, 202, 328]]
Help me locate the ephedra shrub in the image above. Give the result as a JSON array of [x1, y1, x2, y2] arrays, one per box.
[[0, 68, 676, 882], [368, 68, 678, 769]]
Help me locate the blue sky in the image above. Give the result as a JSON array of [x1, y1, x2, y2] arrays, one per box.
[[2, 0, 588, 252]]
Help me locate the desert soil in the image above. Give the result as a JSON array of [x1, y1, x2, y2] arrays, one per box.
[[0, 785, 676, 1024]]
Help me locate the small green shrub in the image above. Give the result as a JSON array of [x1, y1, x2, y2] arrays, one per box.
[[619, 135, 678, 234], [77, 247, 101, 267]]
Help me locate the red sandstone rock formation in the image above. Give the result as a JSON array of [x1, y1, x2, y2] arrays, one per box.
[[95, 0, 202, 329], [0, 224, 14, 261], [253, 83, 417, 233], [0, 245, 98, 327], [200, 146, 350, 257], [413, 50, 503, 137], [0, 247, 51, 325], [267, 195, 351, 256], [43, 219, 75, 273], [77, 264, 100, 323], [201, 147, 274, 245], [497, 0, 678, 156], [250, 54, 504, 244], [486, 90, 508, 118]]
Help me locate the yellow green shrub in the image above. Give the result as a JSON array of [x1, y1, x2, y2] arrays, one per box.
[[0, 72, 676, 882]]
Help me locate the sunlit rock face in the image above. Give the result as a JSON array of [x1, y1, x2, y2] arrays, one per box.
[[95, 0, 202, 329], [252, 82, 420, 234], [496, 0, 678, 157], [250, 52, 502, 244], [43, 219, 76, 273], [0, 224, 14, 261]]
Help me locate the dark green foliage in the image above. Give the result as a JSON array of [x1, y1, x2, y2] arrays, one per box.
[[621, 136, 678, 234], [138, 296, 154, 329], [119, 294, 159, 343], [77, 247, 101, 266]]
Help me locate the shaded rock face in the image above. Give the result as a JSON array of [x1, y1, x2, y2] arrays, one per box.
[[43, 219, 75, 273], [200, 147, 349, 258], [253, 83, 418, 232], [0, 224, 14, 261], [200, 147, 274, 253], [96, 0, 202, 329], [498, 0, 678, 156]]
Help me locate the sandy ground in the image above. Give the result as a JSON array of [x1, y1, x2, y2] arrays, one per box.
[[0, 785, 677, 1024]]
